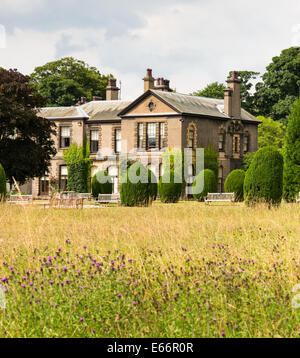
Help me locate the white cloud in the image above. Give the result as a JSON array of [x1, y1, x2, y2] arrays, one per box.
[[0, 0, 45, 14], [0, 0, 300, 100]]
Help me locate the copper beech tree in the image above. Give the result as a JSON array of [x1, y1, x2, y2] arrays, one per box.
[[0, 68, 56, 184]]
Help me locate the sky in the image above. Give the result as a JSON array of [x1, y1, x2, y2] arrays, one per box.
[[0, 0, 300, 100]]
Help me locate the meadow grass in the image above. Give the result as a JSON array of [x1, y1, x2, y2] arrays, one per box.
[[0, 201, 299, 338]]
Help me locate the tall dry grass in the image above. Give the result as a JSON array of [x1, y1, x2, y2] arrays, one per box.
[[0, 202, 299, 337]]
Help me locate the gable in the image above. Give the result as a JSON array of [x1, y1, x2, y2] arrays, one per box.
[[121, 93, 178, 117]]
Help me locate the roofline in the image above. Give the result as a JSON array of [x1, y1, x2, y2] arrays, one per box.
[[44, 116, 88, 121], [86, 119, 121, 124], [118, 89, 181, 116], [120, 113, 181, 119]]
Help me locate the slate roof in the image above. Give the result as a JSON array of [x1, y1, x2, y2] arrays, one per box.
[[81, 100, 131, 121], [37, 107, 85, 119], [119, 89, 260, 123], [38, 100, 131, 121], [37, 91, 259, 124]]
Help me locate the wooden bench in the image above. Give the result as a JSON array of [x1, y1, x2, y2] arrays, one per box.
[[296, 192, 300, 203], [205, 192, 235, 204], [98, 194, 120, 204], [9, 195, 33, 204], [49, 198, 83, 209]]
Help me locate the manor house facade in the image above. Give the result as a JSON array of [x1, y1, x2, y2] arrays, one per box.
[[29, 69, 260, 197]]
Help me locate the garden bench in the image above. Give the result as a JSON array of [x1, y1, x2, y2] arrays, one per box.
[[49, 198, 83, 209], [296, 192, 300, 203], [98, 193, 120, 204], [58, 192, 92, 201], [77, 193, 92, 201], [9, 195, 33, 204], [205, 192, 235, 204]]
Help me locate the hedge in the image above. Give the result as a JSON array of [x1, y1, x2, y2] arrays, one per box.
[[63, 139, 91, 193], [283, 99, 300, 202], [192, 169, 217, 201], [158, 170, 184, 203], [0, 163, 6, 201], [224, 169, 245, 202], [120, 162, 157, 206], [244, 146, 283, 207], [91, 171, 113, 198]]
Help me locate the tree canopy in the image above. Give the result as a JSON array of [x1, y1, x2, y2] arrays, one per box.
[[257, 116, 286, 153], [0, 68, 56, 184], [254, 47, 300, 124], [192, 71, 259, 113], [30, 57, 112, 106], [283, 98, 300, 202], [191, 82, 225, 99]]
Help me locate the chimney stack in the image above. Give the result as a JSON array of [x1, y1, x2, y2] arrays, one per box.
[[92, 96, 102, 101], [143, 68, 155, 92], [224, 71, 241, 119], [155, 77, 171, 92], [106, 78, 119, 100]]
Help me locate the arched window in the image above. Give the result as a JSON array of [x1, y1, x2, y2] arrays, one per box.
[[188, 129, 195, 148], [187, 123, 197, 149]]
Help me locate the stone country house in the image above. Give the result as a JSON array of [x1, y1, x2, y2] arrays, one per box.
[[23, 69, 259, 198]]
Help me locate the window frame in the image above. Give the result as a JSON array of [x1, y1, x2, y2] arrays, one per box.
[[188, 129, 194, 149], [59, 126, 71, 148], [115, 128, 121, 154], [90, 129, 99, 153], [137, 123, 144, 149], [159, 122, 165, 149], [59, 165, 68, 191], [147, 123, 157, 149]]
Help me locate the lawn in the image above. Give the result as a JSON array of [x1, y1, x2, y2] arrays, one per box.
[[0, 201, 299, 338]]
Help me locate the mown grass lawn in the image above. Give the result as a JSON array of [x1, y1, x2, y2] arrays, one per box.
[[0, 201, 299, 338]]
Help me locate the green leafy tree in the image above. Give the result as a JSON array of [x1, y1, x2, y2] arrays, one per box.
[[254, 47, 300, 124], [0, 68, 56, 185], [30, 57, 112, 106], [192, 82, 226, 99], [192, 71, 259, 113], [242, 152, 255, 171], [0, 163, 6, 201], [244, 146, 283, 207], [283, 98, 300, 202], [63, 138, 91, 193], [224, 169, 245, 202], [257, 116, 286, 153]]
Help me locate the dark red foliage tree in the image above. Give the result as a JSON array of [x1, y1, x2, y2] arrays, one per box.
[[0, 68, 56, 184]]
